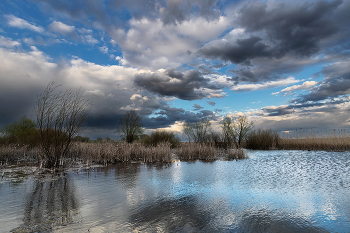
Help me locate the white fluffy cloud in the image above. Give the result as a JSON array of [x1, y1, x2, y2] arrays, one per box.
[[0, 36, 20, 48], [273, 81, 318, 95], [6, 15, 44, 33], [49, 21, 75, 35], [231, 77, 300, 92], [110, 16, 232, 69]]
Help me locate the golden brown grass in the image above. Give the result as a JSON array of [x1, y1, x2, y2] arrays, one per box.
[[69, 142, 172, 164], [0, 145, 42, 164], [227, 148, 248, 160], [175, 143, 218, 161], [174, 143, 247, 161], [0, 141, 248, 167], [278, 129, 350, 151]]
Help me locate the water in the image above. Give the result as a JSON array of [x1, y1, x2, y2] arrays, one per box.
[[1, 150, 350, 232]]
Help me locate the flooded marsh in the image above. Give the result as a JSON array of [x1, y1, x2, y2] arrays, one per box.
[[1, 150, 350, 232]]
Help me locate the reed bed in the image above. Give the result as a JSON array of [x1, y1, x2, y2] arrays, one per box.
[[175, 143, 218, 161], [227, 148, 248, 160], [69, 142, 172, 164], [278, 129, 350, 151], [0, 141, 248, 167], [0, 145, 43, 164]]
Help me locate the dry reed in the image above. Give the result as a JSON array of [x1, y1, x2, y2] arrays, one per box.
[[175, 143, 218, 161], [69, 142, 172, 164], [0, 141, 249, 167], [0, 145, 43, 164], [227, 148, 248, 160], [278, 129, 350, 151]]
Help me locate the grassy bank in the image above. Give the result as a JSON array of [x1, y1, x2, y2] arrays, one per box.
[[0, 142, 247, 167]]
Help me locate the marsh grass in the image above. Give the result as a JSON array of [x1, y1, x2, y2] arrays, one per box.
[[278, 129, 350, 151], [227, 148, 248, 160], [69, 142, 172, 164], [0, 145, 42, 164], [174, 143, 247, 161], [0, 141, 248, 168], [175, 143, 218, 161]]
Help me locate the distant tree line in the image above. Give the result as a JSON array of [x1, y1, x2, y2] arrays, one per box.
[[0, 82, 280, 168], [182, 115, 254, 148]]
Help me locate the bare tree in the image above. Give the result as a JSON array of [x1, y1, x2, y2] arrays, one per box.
[[221, 116, 237, 148], [234, 115, 254, 147], [35, 82, 92, 167], [118, 110, 143, 143], [182, 119, 212, 143]]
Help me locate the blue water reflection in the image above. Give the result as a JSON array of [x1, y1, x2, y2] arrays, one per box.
[[1, 150, 350, 232]]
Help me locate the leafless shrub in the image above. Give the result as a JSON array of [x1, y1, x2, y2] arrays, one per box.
[[182, 119, 212, 143], [117, 110, 143, 143], [35, 82, 92, 168]]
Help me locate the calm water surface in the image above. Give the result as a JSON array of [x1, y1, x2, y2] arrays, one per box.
[[1, 150, 350, 232]]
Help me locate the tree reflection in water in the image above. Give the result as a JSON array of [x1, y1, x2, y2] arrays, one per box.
[[11, 174, 80, 232]]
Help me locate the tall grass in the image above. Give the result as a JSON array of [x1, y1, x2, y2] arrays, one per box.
[[278, 129, 350, 151], [69, 142, 172, 164], [227, 148, 248, 160], [175, 143, 218, 161], [174, 143, 247, 161], [0, 141, 248, 167], [0, 145, 42, 164]]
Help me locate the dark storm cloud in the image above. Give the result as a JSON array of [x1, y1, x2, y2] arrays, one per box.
[[197, 0, 349, 84], [160, 0, 191, 25], [142, 106, 218, 129], [31, 0, 223, 29], [0, 89, 40, 126], [259, 98, 350, 117], [198, 36, 271, 65], [199, 0, 342, 64], [31, 0, 124, 29], [85, 113, 121, 129], [151, 106, 218, 126], [160, 0, 221, 25], [293, 60, 350, 103], [86, 101, 218, 131], [261, 106, 294, 117], [229, 56, 312, 83], [134, 68, 220, 100], [237, 0, 341, 58]]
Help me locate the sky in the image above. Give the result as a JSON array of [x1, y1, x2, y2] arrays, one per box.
[[1, 0, 350, 139]]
